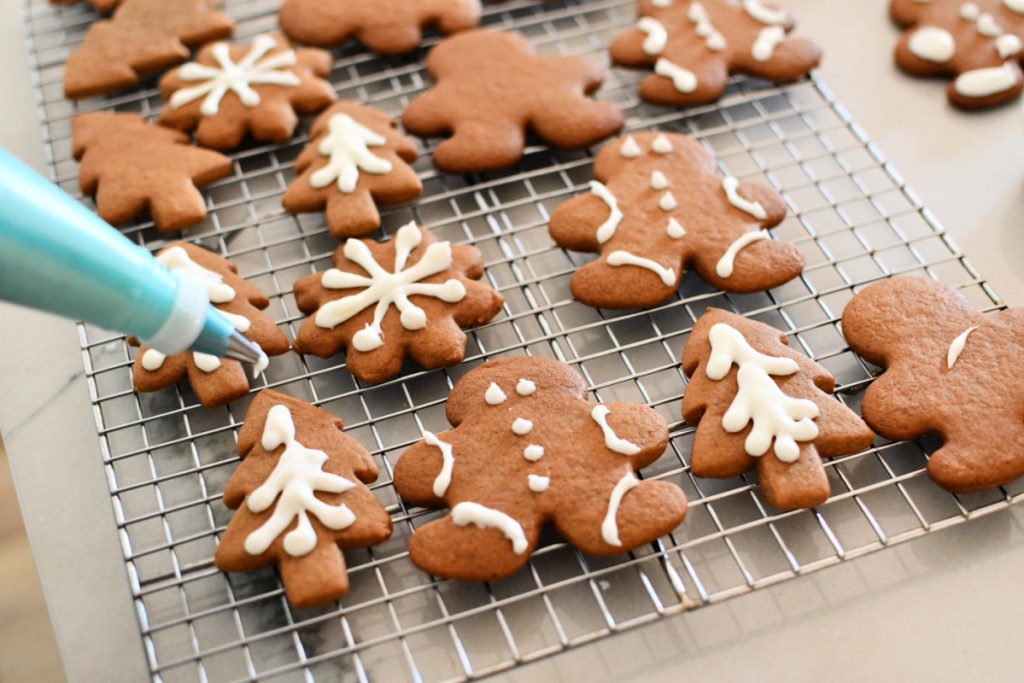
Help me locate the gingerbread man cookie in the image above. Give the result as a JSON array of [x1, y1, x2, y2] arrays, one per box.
[[392, 356, 688, 581], [279, 0, 482, 54], [216, 390, 393, 608], [131, 243, 289, 407], [842, 275, 1024, 492], [282, 102, 423, 240], [158, 33, 336, 151], [63, 0, 235, 99], [292, 223, 504, 383], [682, 309, 874, 509], [402, 29, 625, 174], [548, 132, 803, 309], [610, 0, 822, 107], [891, 0, 1024, 108], [72, 112, 232, 232]]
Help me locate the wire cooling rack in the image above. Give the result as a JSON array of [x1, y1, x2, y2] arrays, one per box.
[[21, 0, 1024, 681]]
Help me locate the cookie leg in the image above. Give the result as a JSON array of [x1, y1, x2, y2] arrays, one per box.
[[529, 98, 623, 149], [432, 119, 525, 174], [755, 445, 829, 510], [408, 513, 538, 580], [279, 541, 350, 608]]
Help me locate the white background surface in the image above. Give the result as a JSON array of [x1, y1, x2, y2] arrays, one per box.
[[0, 1, 1022, 681]]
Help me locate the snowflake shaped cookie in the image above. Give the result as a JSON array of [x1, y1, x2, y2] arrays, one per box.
[[891, 0, 1024, 108], [293, 223, 504, 383], [842, 275, 1024, 492], [548, 132, 804, 309], [610, 0, 822, 107], [216, 390, 392, 608], [393, 357, 688, 581], [282, 102, 423, 240], [682, 309, 873, 509], [159, 33, 336, 150]]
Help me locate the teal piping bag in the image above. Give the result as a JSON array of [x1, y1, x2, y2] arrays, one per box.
[[0, 147, 262, 364]]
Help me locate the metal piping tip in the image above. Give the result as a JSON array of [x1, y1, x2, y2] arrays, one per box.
[[224, 330, 262, 364]]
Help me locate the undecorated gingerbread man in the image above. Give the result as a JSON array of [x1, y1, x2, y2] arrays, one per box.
[[842, 275, 1024, 492], [610, 0, 821, 107], [393, 357, 688, 580], [548, 132, 804, 309], [891, 0, 1024, 108]]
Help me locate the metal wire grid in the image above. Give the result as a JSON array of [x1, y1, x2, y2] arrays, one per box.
[[20, 0, 1024, 681]]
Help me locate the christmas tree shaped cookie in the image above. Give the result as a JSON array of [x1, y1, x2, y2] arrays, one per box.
[[282, 102, 423, 240], [610, 0, 821, 107], [72, 112, 232, 232], [158, 33, 336, 150], [131, 243, 289, 407], [842, 275, 1024, 491], [293, 223, 504, 383], [682, 309, 873, 509], [215, 390, 392, 607], [549, 132, 803, 309], [393, 356, 688, 581]]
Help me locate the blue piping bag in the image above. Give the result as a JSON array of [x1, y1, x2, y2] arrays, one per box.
[[0, 147, 262, 364]]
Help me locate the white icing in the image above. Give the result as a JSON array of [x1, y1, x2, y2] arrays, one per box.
[[601, 471, 639, 546], [315, 223, 466, 352], [960, 2, 980, 20], [688, 2, 727, 51], [590, 405, 642, 455], [742, 0, 788, 25], [652, 133, 674, 154], [976, 13, 1002, 37], [954, 63, 1019, 97], [516, 378, 537, 396], [666, 217, 687, 239], [996, 34, 1022, 58], [244, 404, 357, 557], [946, 326, 978, 369], [652, 0, 672, 6], [706, 322, 820, 463], [451, 502, 528, 554], [424, 431, 456, 497], [193, 352, 222, 373], [607, 251, 677, 287], [512, 418, 534, 435], [620, 135, 642, 158], [157, 246, 235, 303], [655, 58, 698, 93], [170, 34, 301, 116], [650, 170, 669, 190], [221, 312, 251, 333], [638, 17, 668, 55], [909, 26, 956, 63], [485, 382, 507, 405], [1005, 0, 1024, 14], [252, 349, 269, 379], [590, 181, 624, 244], [523, 444, 545, 461], [527, 474, 550, 493], [659, 191, 678, 211], [141, 349, 166, 371], [752, 26, 786, 62], [716, 231, 768, 278], [310, 113, 393, 193], [722, 176, 768, 219]]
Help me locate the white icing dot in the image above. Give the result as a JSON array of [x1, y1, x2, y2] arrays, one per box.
[[516, 378, 537, 396], [485, 382, 507, 405], [666, 217, 687, 239], [960, 2, 980, 20], [512, 418, 534, 435], [193, 352, 222, 374], [652, 0, 672, 6], [650, 170, 669, 190], [141, 349, 167, 371], [1005, 0, 1024, 15], [527, 475, 550, 493], [976, 13, 1002, 37], [659, 191, 678, 211], [996, 34, 1022, 58], [523, 444, 545, 461], [909, 26, 956, 63], [620, 135, 642, 158], [651, 134, 674, 154]]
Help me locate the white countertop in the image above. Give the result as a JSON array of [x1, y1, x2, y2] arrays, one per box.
[[1, 1, 1022, 681]]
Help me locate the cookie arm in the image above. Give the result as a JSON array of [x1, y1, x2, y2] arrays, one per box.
[[392, 437, 452, 508], [548, 193, 607, 253], [592, 401, 669, 470]]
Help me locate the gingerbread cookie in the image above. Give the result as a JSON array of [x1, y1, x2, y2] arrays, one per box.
[[50, 0, 121, 11], [72, 112, 232, 232], [215, 390, 393, 608], [842, 275, 1024, 492], [279, 0, 482, 54], [131, 244, 289, 407], [281, 102, 423, 240], [548, 132, 803, 309], [402, 29, 625, 174], [609, 0, 822, 107], [292, 223, 504, 383], [682, 309, 874, 509], [158, 33, 336, 151], [63, 0, 235, 99], [392, 356, 687, 580], [891, 0, 1024, 108]]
